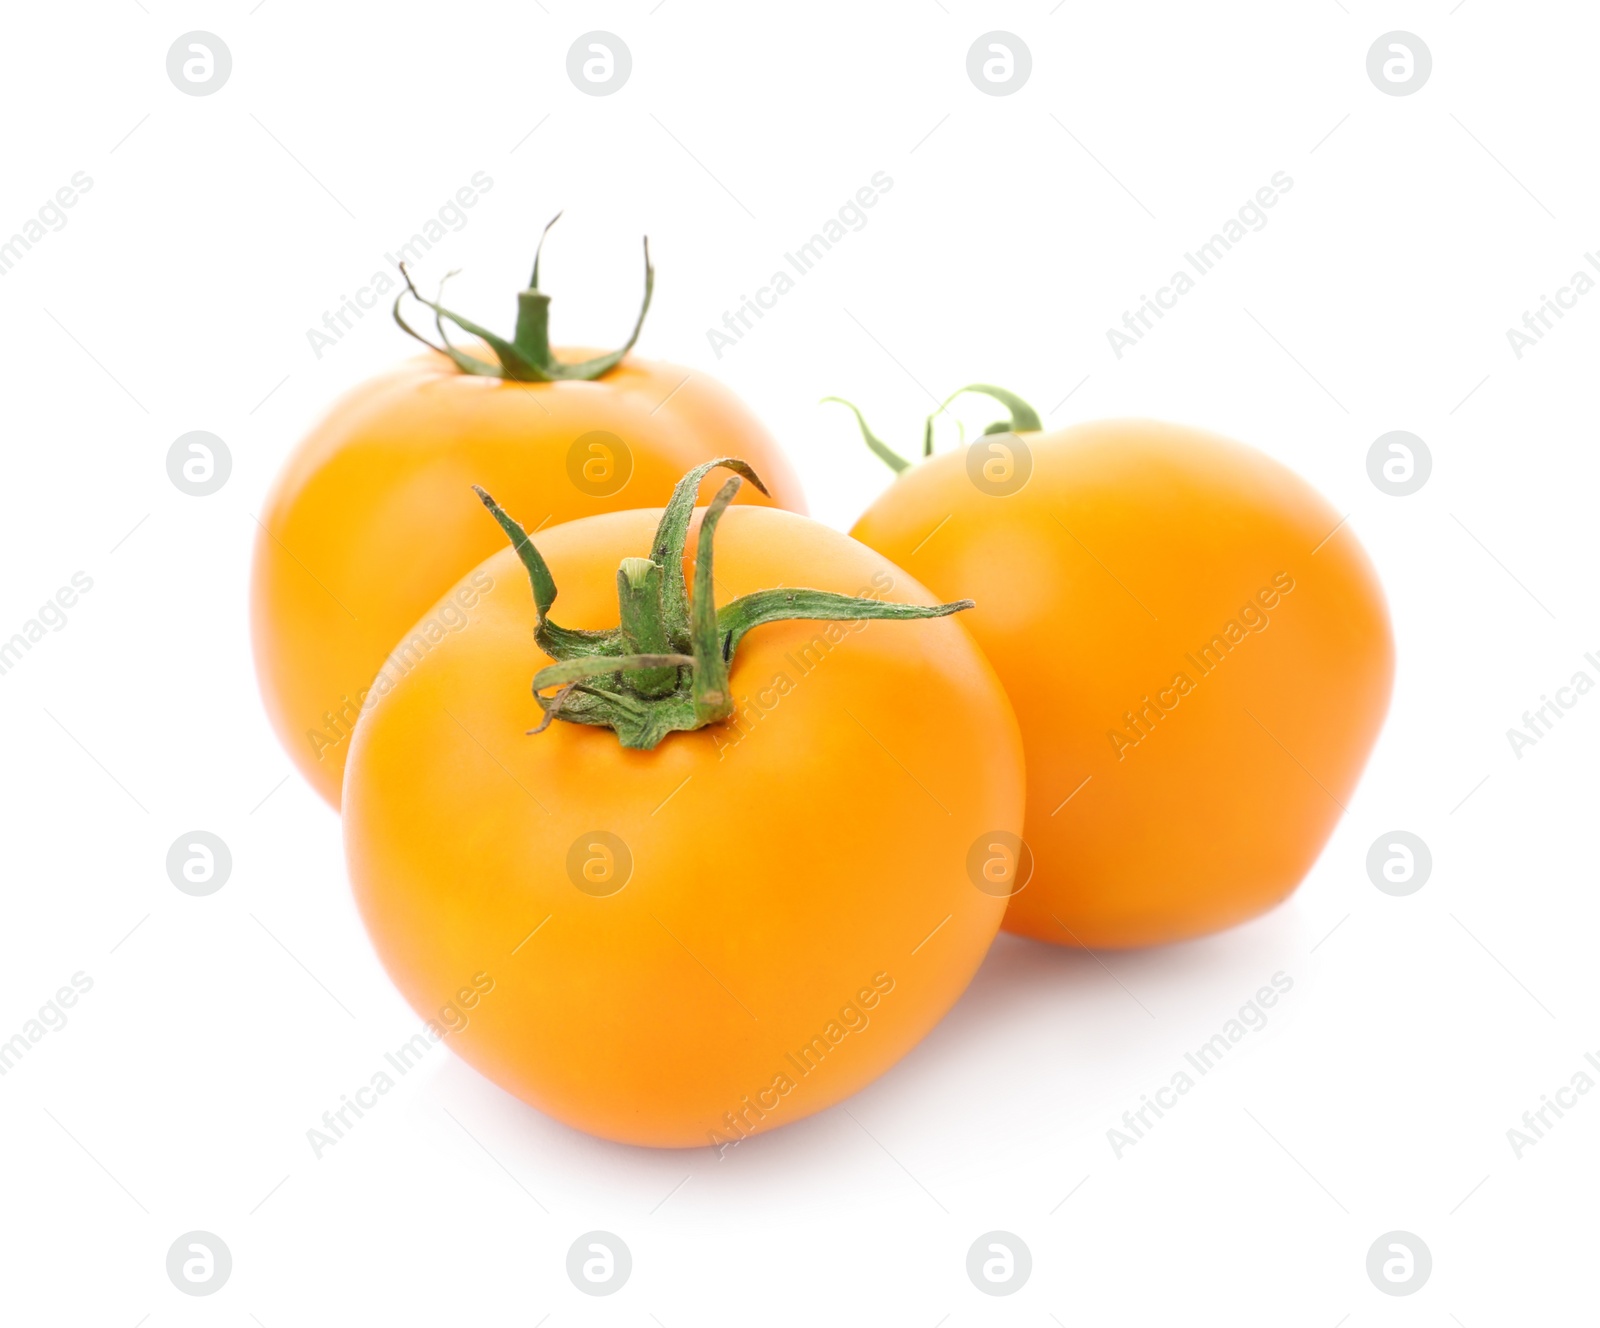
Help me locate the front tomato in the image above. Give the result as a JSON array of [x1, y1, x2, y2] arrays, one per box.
[[341, 462, 1024, 1148]]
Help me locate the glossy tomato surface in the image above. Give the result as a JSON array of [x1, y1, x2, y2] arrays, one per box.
[[252, 349, 805, 808], [851, 419, 1394, 949], [342, 507, 1022, 1148]]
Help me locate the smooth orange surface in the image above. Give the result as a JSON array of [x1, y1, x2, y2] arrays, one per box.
[[342, 507, 1023, 1148], [850, 420, 1395, 949], [251, 350, 805, 808]]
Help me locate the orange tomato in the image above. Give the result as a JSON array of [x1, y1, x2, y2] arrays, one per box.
[[251, 229, 804, 808], [342, 469, 1023, 1148], [845, 403, 1394, 949]]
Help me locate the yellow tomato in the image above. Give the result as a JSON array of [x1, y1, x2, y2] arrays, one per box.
[[343, 466, 1023, 1147], [252, 227, 805, 807], [844, 398, 1394, 949]]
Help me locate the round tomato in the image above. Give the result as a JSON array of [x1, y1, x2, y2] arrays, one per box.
[[252, 226, 804, 808], [841, 392, 1394, 949], [342, 462, 1023, 1148]]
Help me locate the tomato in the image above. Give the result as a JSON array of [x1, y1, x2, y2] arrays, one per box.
[[342, 461, 1023, 1148], [251, 223, 805, 808], [840, 391, 1394, 949]]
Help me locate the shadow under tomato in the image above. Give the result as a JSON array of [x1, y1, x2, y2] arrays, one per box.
[[425, 896, 1307, 1187]]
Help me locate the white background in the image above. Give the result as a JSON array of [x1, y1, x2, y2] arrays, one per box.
[[1, 1, 1596, 1323]]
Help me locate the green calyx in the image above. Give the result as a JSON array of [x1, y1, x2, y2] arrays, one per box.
[[823, 384, 1042, 475], [474, 459, 976, 749], [393, 212, 654, 382]]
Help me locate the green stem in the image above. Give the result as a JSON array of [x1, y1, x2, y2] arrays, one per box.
[[689, 476, 740, 725], [476, 460, 976, 750], [652, 458, 767, 635], [532, 654, 694, 690], [825, 383, 1043, 475], [941, 383, 1042, 435], [820, 397, 910, 473], [616, 558, 679, 698], [393, 213, 654, 383]]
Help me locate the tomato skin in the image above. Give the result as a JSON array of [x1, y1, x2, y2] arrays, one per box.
[[251, 350, 805, 809], [850, 420, 1394, 950], [342, 507, 1022, 1148]]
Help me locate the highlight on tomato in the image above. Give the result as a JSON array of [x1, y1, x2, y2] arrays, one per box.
[[251, 216, 805, 808], [341, 460, 1026, 1148], [831, 387, 1394, 950]]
